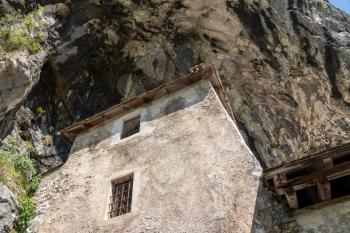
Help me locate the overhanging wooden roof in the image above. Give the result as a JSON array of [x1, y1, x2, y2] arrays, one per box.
[[263, 143, 350, 180], [59, 64, 234, 143]]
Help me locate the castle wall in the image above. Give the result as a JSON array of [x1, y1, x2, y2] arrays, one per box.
[[30, 80, 261, 233]]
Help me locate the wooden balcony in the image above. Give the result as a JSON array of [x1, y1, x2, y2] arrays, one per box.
[[263, 144, 350, 209]]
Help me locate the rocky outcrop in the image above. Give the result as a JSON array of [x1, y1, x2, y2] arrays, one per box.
[[0, 54, 44, 123], [19, 0, 349, 169], [0, 0, 57, 124], [0, 2, 64, 173], [0, 182, 18, 233], [1, 0, 350, 232], [14, 107, 64, 173], [2, 0, 348, 170]]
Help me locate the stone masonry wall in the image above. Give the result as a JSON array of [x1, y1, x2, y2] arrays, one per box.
[[30, 80, 261, 233]]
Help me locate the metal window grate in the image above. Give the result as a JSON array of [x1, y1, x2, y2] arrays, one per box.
[[121, 116, 140, 139], [109, 175, 133, 218]]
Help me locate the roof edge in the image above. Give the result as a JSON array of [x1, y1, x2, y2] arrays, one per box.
[[263, 143, 350, 179], [59, 64, 234, 143]]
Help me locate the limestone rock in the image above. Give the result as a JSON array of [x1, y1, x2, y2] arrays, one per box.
[[19, 0, 350, 169], [0, 1, 350, 231], [14, 107, 64, 173], [0, 54, 41, 122], [0, 182, 18, 233]]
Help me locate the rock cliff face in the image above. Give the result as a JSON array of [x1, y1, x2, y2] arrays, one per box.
[[0, 183, 18, 232], [1, 0, 350, 168], [0, 54, 42, 123], [0, 0, 350, 232], [14, 0, 348, 169]]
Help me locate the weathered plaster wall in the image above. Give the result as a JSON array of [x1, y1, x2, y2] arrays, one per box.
[[30, 80, 261, 233], [75, 79, 213, 148], [294, 199, 350, 233]]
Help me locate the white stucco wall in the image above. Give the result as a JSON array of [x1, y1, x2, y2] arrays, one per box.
[[30, 80, 262, 233]]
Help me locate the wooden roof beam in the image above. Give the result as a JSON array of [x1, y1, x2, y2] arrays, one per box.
[[276, 160, 350, 190], [273, 174, 287, 195], [59, 65, 235, 144], [263, 144, 350, 179]]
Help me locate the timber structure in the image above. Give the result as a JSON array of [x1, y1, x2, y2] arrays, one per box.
[[263, 144, 350, 209]]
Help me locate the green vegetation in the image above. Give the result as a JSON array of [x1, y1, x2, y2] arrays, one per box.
[[0, 6, 47, 55], [16, 196, 36, 233], [0, 156, 22, 192], [25, 175, 41, 196], [0, 137, 41, 232], [27, 78, 33, 86], [271, 143, 281, 149], [0, 139, 37, 183]]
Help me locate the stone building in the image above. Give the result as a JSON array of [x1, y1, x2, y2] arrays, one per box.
[[30, 65, 262, 233]]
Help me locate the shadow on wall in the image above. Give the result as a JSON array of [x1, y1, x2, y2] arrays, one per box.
[[69, 80, 212, 153]]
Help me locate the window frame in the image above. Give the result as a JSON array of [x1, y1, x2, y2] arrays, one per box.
[[108, 174, 134, 218], [121, 115, 141, 140]]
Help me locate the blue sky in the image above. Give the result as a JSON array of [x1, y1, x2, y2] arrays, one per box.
[[330, 0, 350, 14]]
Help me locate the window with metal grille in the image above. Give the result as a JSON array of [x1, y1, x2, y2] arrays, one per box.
[[109, 174, 133, 218], [121, 116, 140, 139]]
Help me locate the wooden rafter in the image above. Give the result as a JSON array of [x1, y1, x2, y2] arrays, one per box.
[[263, 144, 350, 180]]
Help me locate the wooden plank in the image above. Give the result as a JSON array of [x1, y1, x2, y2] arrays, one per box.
[[323, 158, 333, 168], [208, 71, 235, 119], [162, 87, 171, 94], [66, 125, 85, 133], [326, 161, 350, 180], [317, 178, 331, 201], [263, 161, 310, 180], [276, 161, 350, 190], [273, 174, 287, 195], [183, 77, 194, 85], [285, 188, 299, 209], [264, 144, 350, 179], [167, 82, 188, 92], [87, 116, 105, 125], [143, 96, 154, 103], [292, 179, 318, 192], [122, 105, 131, 111], [103, 109, 123, 120]]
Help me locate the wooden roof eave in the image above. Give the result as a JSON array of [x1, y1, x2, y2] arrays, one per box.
[[59, 64, 234, 143], [263, 143, 350, 180]]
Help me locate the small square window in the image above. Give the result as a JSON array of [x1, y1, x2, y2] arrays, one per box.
[[121, 116, 140, 139], [109, 174, 133, 218]]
